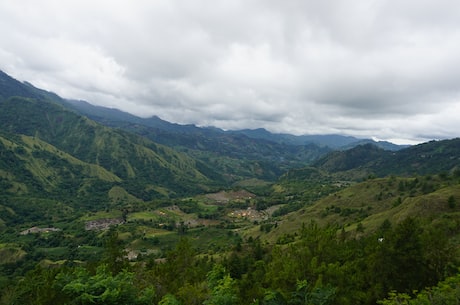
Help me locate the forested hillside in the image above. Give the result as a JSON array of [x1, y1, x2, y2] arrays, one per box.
[[314, 139, 460, 179], [0, 96, 223, 200], [62, 99, 332, 181]]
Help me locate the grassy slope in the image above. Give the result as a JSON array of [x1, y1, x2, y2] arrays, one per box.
[[0, 97, 220, 199], [253, 175, 460, 243], [0, 131, 123, 221]]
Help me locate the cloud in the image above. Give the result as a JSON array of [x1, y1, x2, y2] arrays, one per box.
[[1, 0, 460, 144]]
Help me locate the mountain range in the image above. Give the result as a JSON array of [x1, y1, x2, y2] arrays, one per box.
[[61, 97, 405, 150], [1, 69, 458, 207], [1, 69, 460, 305]]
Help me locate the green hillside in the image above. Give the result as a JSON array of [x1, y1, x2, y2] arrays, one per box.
[[0, 132, 120, 194], [65, 102, 331, 182], [313, 139, 460, 180], [0, 96, 222, 200], [2, 172, 458, 305], [262, 174, 460, 242]]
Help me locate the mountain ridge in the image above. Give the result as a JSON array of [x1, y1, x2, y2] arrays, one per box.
[[0, 68, 402, 151], [312, 139, 460, 179], [62, 96, 406, 150], [0, 95, 223, 202]]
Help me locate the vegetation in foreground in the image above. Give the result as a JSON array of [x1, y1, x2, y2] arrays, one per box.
[[0, 172, 459, 305], [1, 214, 459, 305]]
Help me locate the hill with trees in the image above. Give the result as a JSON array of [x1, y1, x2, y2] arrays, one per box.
[[313, 139, 460, 179]]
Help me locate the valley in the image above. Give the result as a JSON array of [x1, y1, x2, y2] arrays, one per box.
[[0, 70, 459, 304]]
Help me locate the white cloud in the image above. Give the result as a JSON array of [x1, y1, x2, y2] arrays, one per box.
[[1, 0, 460, 144]]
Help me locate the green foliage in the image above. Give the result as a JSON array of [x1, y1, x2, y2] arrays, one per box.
[[101, 229, 129, 274], [370, 218, 429, 293], [315, 139, 460, 179], [289, 280, 335, 305], [378, 272, 460, 305], [272, 201, 305, 217], [158, 294, 182, 305], [56, 265, 138, 304], [2, 215, 459, 305], [204, 265, 239, 305], [448, 195, 456, 209], [0, 96, 224, 203]]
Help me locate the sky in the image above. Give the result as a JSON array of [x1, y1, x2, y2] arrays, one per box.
[[1, 1, 460, 145]]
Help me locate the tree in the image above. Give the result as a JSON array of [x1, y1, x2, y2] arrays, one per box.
[[5, 266, 62, 305], [176, 283, 207, 305], [372, 217, 428, 294], [448, 195, 456, 209], [262, 290, 287, 305], [204, 264, 239, 305], [378, 272, 460, 305], [55, 264, 138, 305], [158, 294, 182, 305], [288, 280, 335, 305], [102, 228, 128, 274], [160, 238, 200, 293]]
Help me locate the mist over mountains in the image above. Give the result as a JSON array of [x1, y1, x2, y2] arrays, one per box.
[[1, 69, 405, 149], [1, 69, 460, 305], [2, 68, 459, 202]]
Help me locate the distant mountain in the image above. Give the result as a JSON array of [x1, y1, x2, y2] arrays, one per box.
[[63, 99, 205, 134], [59, 98, 333, 179], [0, 70, 58, 101], [230, 129, 409, 151], [0, 71, 322, 183], [312, 139, 460, 179], [339, 138, 409, 151], [63, 97, 407, 151], [376, 138, 460, 176], [55, 97, 408, 183], [230, 129, 360, 147], [314, 143, 390, 173], [0, 70, 410, 188]]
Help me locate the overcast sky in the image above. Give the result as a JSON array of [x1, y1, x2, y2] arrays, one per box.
[[1, 1, 460, 144]]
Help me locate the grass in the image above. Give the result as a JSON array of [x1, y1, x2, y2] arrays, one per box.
[[20, 135, 121, 183], [38, 259, 70, 267], [80, 210, 122, 221], [133, 225, 170, 237], [128, 211, 161, 222], [256, 176, 460, 242], [37, 247, 68, 258], [0, 244, 27, 264], [234, 178, 272, 187], [125, 225, 242, 255], [108, 186, 141, 204], [194, 201, 219, 211], [76, 245, 104, 259], [187, 227, 241, 253]]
